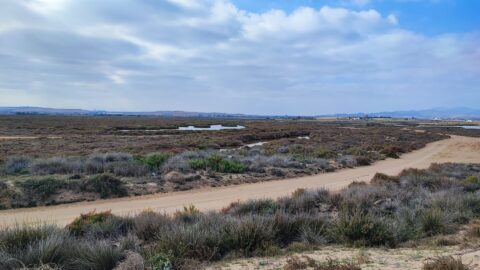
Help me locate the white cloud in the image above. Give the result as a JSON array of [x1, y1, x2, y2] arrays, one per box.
[[0, 0, 478, 114], [387, 14, 398, 25]]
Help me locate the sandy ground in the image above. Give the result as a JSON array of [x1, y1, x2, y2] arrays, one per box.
[[209, 220, 480, 270], [1, 135, 480, 227], [208, 246, 480, 270]]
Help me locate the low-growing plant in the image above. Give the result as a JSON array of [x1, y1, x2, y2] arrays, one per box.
[[82, 174, 127, 199], [139, 153, 171, 170], [422, 256, 470, 270], [190, 155, 245, 173], [30, 157, 84, 175], [15, 178, 65, 200], [67, 211, 132, 238], [328, 210, 394, 247], [4, 156, 31, 175]]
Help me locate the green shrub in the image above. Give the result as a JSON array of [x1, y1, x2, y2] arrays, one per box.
[[148, 253, 173, 270], [15, 178, 65, 200], [0, 225, 58, 251], [139, 153, 171, 170], [329, 211, 394, 247], [420, 208, 452, 237], [462, 194, 480, 217], [462, 176, 480, 192], [68, 211, 113, 235], [67, 211, 133, 238], [313, 148, 330, 158], [83, 174, 127, 199], [190, 155, 245, 173], [0, 225, 71, 269]]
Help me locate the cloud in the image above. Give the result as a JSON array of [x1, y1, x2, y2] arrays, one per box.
[[0, 0, 478, 114]]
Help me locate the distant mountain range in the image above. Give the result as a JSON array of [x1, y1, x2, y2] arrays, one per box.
[[0, 107, 275, 119], [0, 106, 479, 120], [329, 107, 480, 120]]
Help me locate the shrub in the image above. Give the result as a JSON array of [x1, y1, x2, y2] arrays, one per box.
[[30, 157, 84, 175], [422, 256, 470, 270], [68, 211, 133, 238], [462, 176, 480, 192], [104, 152, 133, 163], [190, 155, 245, 173], [468, 225, 480, 238], [381, 146, 404, 159], [462, 194, 480, 217], [284, 256, 361, 270], [355, 156, 371, 166], [420, 208, 453, 237], [328, 210, 394, 247], [337, 155, 357, 168], [15, 178, 66, 200], [134, 211, 170, 241], [0, 225, 71, 269], [223, 215, 275, 256], [85, 154, 105, 174], [68, 211, 113, 234], [174, 205, 201, 223], [0, 225, 59, 252], [225, 199, 279, 216], [313, 148, 331, 158], [105, 161, 149, 177], [148, 253, 172, 270], [162, 153, 192, 172], [140, 153, 171, 170], [115, 251, 145, 270], [83, 174, 127, 199], [4, 156, 31, 175], [71, 240, 125, 270], [370, 173, 400, 185]]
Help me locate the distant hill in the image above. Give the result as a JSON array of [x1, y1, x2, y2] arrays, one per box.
[[328, 107, 480, 120], [0, 106, 479, 120], [0, 107, 282, 119]]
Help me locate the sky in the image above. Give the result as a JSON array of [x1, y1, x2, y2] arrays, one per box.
[[0, 0, 479, 115]]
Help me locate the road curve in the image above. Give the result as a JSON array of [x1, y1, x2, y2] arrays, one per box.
[[1, 135, 480, 227]]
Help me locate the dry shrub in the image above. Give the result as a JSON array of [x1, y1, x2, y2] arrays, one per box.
[[284, 256, 361, 270], [370, 173, 399, 185], [423, 256, 470, 270], [114, 251, 144, 270]]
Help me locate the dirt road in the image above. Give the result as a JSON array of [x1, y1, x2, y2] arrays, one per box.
[[1, 135, 480, 227]]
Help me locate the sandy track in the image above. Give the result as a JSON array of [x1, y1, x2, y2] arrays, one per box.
[[1, 135, 480, 227]]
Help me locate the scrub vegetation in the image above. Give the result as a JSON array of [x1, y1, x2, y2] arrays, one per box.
[[1, 163, 478, 269], [0, 116, 454, 209]]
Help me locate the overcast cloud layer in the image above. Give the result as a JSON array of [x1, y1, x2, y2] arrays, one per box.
[[0, 0, 479, 115]]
